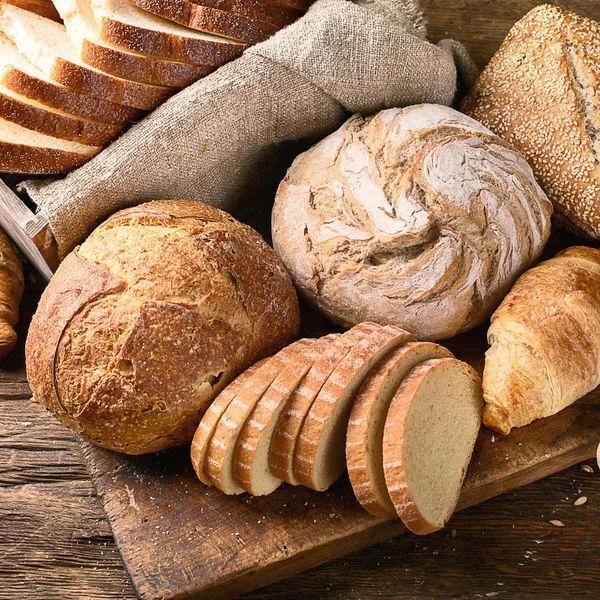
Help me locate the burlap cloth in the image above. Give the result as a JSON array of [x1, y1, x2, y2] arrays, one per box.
[[21, 0, 477, 259]]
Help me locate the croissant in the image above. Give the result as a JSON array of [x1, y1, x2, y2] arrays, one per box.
[[483, 246, 600, 434]]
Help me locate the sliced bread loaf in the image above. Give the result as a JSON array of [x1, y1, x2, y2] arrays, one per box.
[[383, 358, 483, 535], [206, 338, 314, 494], [128, 0, 279, 44], [90, 0, 247, 65], [234, 334, 339, 496], [346, 342, 453, 517], [293, 326, 414, 492], [269, 322, 382, 486], [191, 359, 266, 485], [0, 4, 174, 109], [0, 117, 100, 173], [54, 0, 211, 87]]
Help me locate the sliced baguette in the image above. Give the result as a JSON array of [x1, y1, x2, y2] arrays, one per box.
[[346, 342, 453, 517], [54, 0, 210, 87], [128, 0, 279, 44], [383, 358, 483, 535], [90, 0, 247, 65], [0, 4, 174, 109], [269, 322, 383, 486], [234, 333, 339, 496], [293, 326, 414, 492], [191, 359, 267, 485], [206, 338, 314, 494], [0, 116, 100, 173]]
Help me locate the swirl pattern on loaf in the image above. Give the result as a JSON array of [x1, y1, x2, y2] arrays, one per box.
[[272, 104, 553, 340]]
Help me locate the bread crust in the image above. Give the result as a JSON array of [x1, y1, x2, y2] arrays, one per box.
[[129, 0, 279, 44]]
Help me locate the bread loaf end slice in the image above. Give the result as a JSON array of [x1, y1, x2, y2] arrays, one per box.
[[383, 358, 483, 535]]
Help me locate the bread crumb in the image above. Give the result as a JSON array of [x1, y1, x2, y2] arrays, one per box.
[[574, 496, 587, 506], [549, 520, 565, 527]]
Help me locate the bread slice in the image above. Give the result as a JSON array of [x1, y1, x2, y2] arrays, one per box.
[[383, 358, 483, 535], [346, 342, 453, 517], [0, 117, 100, 173], [3, 0, 61, 20], [234, 333, 339, 496], [206, 338, 314, 494], [267, 0, 313, 11], [0, 4, 174, 109], [90, 0, 247, 65], [191, 359, 266, 485], [54, 0, 211, 87], [293, 326, 414, 492], [128, 0, 279, 44], [269, 322, 383, 486]]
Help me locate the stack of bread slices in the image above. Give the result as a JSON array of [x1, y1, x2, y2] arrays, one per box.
[[0, 0, 312, 174], [191, 321, 484, 535]]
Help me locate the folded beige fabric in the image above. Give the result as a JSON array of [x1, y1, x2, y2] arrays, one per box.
[[22, 0, 477, 259]]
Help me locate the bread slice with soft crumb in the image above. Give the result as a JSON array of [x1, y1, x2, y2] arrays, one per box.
[[346, 342, 453, 517], [383, 358, 483, 535], [0, 4, 174, 109], [234, 333, 339, 496], [0, 116, 100, 173]]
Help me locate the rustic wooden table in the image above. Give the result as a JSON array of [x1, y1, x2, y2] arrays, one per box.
[[2, 1, 600, 598]]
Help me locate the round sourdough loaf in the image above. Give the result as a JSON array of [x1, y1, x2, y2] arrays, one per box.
[[25, 200, 300, 454], [272, 104, 553, 341]]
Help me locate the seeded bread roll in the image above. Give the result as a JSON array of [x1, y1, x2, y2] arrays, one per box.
[[272, 104, 553, 341], [25, 200, 300, 454], [462, 5, 600, 239]]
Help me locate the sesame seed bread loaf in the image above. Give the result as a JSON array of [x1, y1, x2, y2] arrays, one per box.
[[234, 334, 339, 496], [205, 339, 313, 494], [269, 322, 381, 486], [346, 342, 453, 517], [0, 4, 174, 109], [383, 358, 483, 535], [191, 359, 267, 485], [462, 5, 600, 240], [128, 0, 279, 44], [272, 104, 553, 341], [293, 325, 414, 492], [0, 117, 100, 173], [89, 0, 247, 65], [25, 200, 300, 454], [483, 246, 600, 435]]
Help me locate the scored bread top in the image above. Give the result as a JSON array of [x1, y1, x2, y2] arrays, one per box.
[[293, 325, 414, 492], [346, 341, 453, 517]]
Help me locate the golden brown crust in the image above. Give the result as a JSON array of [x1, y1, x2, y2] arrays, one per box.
[[0, 229, 23, 360], [2, 0, 60, 21]]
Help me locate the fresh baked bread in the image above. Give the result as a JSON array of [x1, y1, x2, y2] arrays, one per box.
[[25, 200, 300, 454], [205, 339, 313, 494], [128, 0, 279, 44], [346, 341, 453, 517], [462, 5, 600, 240], [294, 325, 414, 492], [0, 228, 24, 360], [483, 246, 600, 435], [272, 104, 553, 341], [89, 0, 246, 65], [269, 322, 381, 485], [0, 4, 174, 109], [383, 358, 483, 535], [0, 116, 100, 173], [234, 334, 339, 496]]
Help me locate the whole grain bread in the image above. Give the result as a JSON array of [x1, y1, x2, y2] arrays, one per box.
[[25, 200, 300, 454]]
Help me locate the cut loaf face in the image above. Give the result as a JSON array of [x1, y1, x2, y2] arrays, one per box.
[[269, 321, 382, 486], [0, 116, 100, 173], [205, 339, 314, 494], [89, 0, 247, 65], [294, 325, 414, 492], [346, 342, 453, 517], [234, 334, 339, 496], [0, 4, 174, 109], [383, 358, 483, 535]]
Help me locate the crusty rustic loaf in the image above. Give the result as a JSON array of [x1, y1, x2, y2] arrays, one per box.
[[462, 5, 600, 240], [483, 245, 600, 435], [25, 200, 300, 454], [0, 228, 24, 360], [272, 104, 553, 341]]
